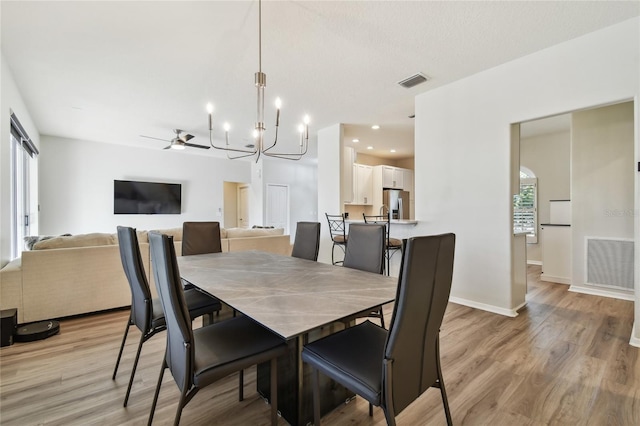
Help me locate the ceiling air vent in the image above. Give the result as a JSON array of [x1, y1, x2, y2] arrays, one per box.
[[397, 73, 428, 89]]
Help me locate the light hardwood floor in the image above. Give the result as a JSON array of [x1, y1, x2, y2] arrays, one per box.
[[1, 266, 638, 425]]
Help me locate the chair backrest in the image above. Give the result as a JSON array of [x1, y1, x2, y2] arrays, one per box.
[[383, 233, 456, 415], [291, 222, 321, 261], [363, 213, 391, 244], [325, 213, 346, 243], [149, 231, 194, 394], [182, 221, 222, 256], [342, 223, 385, 274], [117, 226, 153, 332]]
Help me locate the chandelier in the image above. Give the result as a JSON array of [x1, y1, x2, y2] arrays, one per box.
[[206, 0, 310, 161]]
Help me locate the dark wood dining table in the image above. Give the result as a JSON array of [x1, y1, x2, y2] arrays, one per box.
[[177, 250, 397, 426]]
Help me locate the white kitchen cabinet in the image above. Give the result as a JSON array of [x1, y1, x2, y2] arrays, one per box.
[[382, 166, 404, 189], [351, 164, 373, 205]]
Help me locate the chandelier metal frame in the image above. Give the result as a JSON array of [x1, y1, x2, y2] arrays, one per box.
[[207, 0, 310, 162]]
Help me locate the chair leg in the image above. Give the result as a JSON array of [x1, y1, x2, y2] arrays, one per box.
[[369, 402, 373, 416], [112, 318, 132, 380], [148, 360, 166, 426], [173, 388, 188, 426], [311, 367, 321, 426], [436, 338, 453, 426], [124, 331, 146, 407], [239, 369, 244, 401], [270, 358, 278, 426], [439, 378, 453, 426], [379, 307, 385, 328], [331, 242, 336, 265]]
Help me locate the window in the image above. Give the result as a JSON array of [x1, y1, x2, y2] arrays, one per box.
[[514, 169, 537, 243], [10, 113, 38, 259]]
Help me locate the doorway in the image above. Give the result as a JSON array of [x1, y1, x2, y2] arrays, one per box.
[[265, 183, 289, 233], [516, 101, 635, 300], [238, 185, 250, 229]]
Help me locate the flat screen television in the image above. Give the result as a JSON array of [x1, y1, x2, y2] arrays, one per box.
[[114, 180, 181, 214]]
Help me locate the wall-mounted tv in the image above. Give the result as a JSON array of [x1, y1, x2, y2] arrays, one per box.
[[114, 180, 181, 214]]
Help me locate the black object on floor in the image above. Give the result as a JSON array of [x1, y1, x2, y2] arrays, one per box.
[[1, 308, 18, 347], [14, 320, 60, 342]]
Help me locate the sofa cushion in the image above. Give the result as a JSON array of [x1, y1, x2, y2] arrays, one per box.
[[32, 233, 117, 250], [152, 228, 183, 241], [225, 227, 284, 238], [24, 234, 71, 250]]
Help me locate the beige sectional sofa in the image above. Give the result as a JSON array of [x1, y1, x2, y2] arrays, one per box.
[[0, 227, 291, 323]]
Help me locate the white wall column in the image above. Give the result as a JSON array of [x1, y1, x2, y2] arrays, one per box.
[[317, 124, 343, 265]]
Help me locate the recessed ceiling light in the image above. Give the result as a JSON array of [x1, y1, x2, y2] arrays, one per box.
[[352, 138, 359, 143], [390, 149, 396, 153], [367, 146, 373, 150], [371, 125, 380, 130]]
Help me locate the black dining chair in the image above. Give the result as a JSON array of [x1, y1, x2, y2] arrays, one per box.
[[325, 213, 348, 265], [291, 221, 321, 261], [147, 231, 288, 426], [112, 226, 222, 407], [363, 213, 402, 276], [302, 233, 456, 426], [182, 221, 223, 256], [181, 221, 224, 318], [342, 223, 386, 327]]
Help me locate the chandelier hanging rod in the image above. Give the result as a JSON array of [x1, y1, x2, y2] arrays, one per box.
[[206, 0, 310, 162]]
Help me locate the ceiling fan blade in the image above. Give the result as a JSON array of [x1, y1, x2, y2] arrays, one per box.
[[140, 135, 170, 142], [163, 145, 172, 150], [183, 134, 195, 142], [184, 142, 211, 150]]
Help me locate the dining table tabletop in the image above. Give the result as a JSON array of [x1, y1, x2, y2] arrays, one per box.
[[177, 249, 398, 340]]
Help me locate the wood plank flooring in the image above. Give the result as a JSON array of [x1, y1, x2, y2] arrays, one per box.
[[1, 265, 638, 425]]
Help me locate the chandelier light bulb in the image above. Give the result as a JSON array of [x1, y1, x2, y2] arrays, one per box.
[[303, 115, 310, 125], [298, 124, 304, 133], [206, 103, 214, 114], [223, 122, 231, 132], [275, 98, 282, 109]]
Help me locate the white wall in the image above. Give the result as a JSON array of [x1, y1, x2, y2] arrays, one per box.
[[317, 124, 343, 264], [38, 136, 251, 234], [414, 18, 639, 323], [571, 102, 635, 291], [262, 158, 318, 242], [0, 53, 41, 267], [520, 130, 571, 262]]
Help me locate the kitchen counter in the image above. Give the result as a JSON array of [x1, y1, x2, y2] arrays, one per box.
[[346, 219, 418, 225]]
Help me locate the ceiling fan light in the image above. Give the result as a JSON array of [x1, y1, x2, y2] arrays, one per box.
[[171, 142, 185, 150]]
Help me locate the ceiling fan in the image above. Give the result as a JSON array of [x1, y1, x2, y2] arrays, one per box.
[[140, 129, 210, 150]]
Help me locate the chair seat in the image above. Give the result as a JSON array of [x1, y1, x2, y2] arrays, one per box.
[[387, 237, 402, 247], [150, 289, 221, 329], [150, 298, 166, 329], [301, 321, 387, 405], [332, 235, 347, 244], [184, 288, 222, 319], [193, 316, 287, 388]]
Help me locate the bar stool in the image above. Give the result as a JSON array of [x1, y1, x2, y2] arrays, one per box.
[[325, 213, 348, 265], [363, 213, 402, 276]]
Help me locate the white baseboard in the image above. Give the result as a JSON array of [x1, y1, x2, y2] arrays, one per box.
[[630, 323, 640, 348], [527, 260, 542, 266], [540, 274, 571, 285], [449, 296, 519, 317], [569, 285, 635, 301]]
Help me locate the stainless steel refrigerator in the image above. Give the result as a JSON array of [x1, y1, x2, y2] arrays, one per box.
[[382, 189, 410, 219]]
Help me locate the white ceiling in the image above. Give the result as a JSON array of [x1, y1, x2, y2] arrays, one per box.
[[2, 1, 638, 160]]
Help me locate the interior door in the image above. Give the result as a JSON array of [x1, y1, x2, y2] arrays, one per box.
[[237, 185, 250, 229], [266, 183, 289, 233]]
